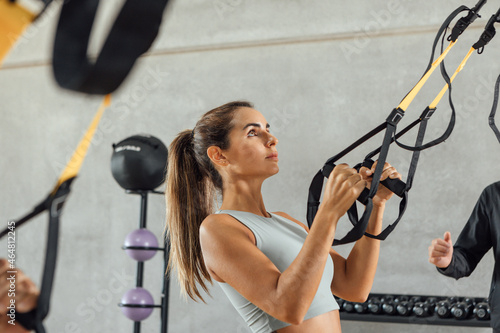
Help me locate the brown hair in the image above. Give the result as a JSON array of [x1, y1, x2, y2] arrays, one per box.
[[165, 101, 253, 301]]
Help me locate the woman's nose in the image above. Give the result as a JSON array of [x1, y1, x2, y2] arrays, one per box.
[[266, 133, 278, 146]]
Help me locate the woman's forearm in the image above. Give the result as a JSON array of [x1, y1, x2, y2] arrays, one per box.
[[274, 209, 339, 323], [342, 203, 384, 299]]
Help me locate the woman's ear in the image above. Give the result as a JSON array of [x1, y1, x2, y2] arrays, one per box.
[[207, 146, 228, 167]]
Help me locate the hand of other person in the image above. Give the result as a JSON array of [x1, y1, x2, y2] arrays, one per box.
[[428, 232, 453, 268], [0, 258, 39, 333]]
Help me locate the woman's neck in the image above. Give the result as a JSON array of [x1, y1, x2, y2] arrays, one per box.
[[219, 178, 268, 217]]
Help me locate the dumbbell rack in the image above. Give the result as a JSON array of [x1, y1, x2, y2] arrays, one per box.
[[338, 293, 490, 327]]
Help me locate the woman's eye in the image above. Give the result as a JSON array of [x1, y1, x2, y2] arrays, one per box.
[[248, 129, 257, 136]]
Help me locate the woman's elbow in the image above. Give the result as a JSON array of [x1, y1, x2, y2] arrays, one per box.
[[336, 288, 370, 303], [278, 305, 307, 325], [350, 293, 369, 304], [282, 312, 305, 326]]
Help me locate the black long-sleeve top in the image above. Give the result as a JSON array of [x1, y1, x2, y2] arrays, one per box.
[[438, 182, 500, 331]]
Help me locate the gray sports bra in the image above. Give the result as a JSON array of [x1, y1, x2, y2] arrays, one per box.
[[215, 210, 339, 333]]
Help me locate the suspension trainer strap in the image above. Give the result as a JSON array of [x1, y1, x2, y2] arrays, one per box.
[[397, 5, 469, 111], [308, 109, 405, 245], [489, 75, 500, 143], [398, 41, 455, 112], [8, 96, 111, 332], [473, 6, 500, 52], [396, 4, 500, 152], [396, 47, 474, 152], [361, 106, 434, 240], [306, 4, 476, 245], [448, 0, 487, 42], [52, 0, 170, 94]]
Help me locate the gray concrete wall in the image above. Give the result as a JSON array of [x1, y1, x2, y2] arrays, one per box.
[[1, 0, 500, 332]]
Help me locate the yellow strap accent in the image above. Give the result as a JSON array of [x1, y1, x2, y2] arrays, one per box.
[[429, 47, 475, 109], [398, 41, 456, 111], [0, 0, 36, 66], [53, 95, 111, 192]]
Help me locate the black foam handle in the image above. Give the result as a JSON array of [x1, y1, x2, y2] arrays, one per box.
[[360, 159, 406, 201], [321, 160, 406, 206]]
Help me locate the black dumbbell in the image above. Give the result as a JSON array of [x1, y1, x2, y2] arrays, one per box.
[[367, 297, 383, 315], [342, 300, 355, 313], [473, 300, 490, 320], [396, 301, 414, 316], [425, 297, 438, 306], [451, 298, 475, 320], [381, 296, 397, 315], [395, 295, 410, 303], [413, 301, 433, 317], [435, 297, 459, 318], [410, 296, 423, 303], [354, 302, 369, 314]]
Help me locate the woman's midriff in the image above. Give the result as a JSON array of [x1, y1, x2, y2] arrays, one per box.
[[276, 310, 341, 333]]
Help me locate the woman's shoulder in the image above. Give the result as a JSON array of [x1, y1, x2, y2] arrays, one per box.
[[201, 213, 256, 243]]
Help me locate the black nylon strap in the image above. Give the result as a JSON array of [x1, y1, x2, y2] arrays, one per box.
[[365, 118, 421, 160], [363, 106, 434, 241], [405, 109, 433, 190], [307, 170, 324, 228], [358, 120, 399, 240], [489, 74, 500, 143], [35, 180, 72, 328], [448, 0, 487, 42], [52, 0, 170, 94], [5, 178, 75, 333]]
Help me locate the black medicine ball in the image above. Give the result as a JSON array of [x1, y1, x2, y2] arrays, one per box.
[[111, 134, 168, 190]]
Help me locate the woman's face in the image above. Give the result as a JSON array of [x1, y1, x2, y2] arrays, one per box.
[[220, 107, 279, 179]]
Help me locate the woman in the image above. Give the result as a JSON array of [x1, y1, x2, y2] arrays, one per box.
[[165, 101, 401, 332]]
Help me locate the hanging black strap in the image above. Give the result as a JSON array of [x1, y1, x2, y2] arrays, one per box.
[[448, 0, 487, 42], [6, 178, 75, 333], [489, 75, 500, 143], [472, 6, 500, 52], [359, 106, 435, 240], [52, 0, 170, 94]]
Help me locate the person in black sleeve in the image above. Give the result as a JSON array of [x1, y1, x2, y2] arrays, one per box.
[[428, 182, 500, 332]]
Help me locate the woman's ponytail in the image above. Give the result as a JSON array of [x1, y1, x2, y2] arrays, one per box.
[[165, 129, 215, 301]]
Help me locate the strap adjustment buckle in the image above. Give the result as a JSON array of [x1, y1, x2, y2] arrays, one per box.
[[386, 108, 405, 126], [420, 107, 436, 120]]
